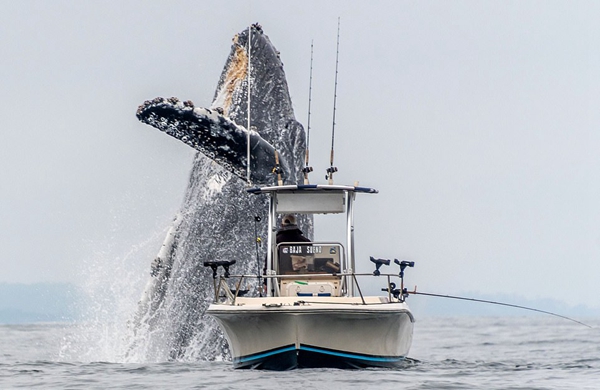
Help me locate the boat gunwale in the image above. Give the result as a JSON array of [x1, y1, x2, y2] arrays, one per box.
[[246, 184, 378, 194]]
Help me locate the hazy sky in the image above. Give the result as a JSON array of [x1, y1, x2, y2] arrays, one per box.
[[1, 1, 598, 308]]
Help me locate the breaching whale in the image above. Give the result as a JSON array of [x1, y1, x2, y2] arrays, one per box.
[[129, 24, 312, 361]]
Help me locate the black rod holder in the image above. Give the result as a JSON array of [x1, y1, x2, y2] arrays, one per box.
[[394, 259, 414, 278], [370, 256, 390, 276], [203, 260, 237, 278]]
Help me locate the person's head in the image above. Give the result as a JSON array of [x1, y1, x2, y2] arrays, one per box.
[[282, 214, 297, 226]]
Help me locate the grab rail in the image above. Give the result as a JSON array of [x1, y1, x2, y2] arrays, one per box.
[[209, 272, 407, 305]]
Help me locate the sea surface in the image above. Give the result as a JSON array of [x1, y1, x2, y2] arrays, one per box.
[[1, 316, 599, 389]]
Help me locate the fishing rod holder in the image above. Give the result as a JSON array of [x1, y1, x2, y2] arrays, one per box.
[[203, 262, 252, 304], [394, 259, 414, 278], [203, 260, 237, 279], [370, 256, 390, 276]]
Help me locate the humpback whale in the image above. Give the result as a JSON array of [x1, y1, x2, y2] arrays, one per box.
[[129, 24, 312, 361]]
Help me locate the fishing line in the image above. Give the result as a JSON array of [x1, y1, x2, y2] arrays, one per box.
[[253, 215, 262, 296], [408, 290, 592, 328], [303, 40, 314, 184], [246, 24, 252, 186]]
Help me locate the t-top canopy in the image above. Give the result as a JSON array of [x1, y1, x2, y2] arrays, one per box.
[[247, 184, 378, 214]]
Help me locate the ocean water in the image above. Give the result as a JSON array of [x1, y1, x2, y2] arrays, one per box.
[[1, 316, 598, 389]]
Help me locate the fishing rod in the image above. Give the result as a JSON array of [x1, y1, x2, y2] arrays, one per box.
[[374, 259, 592, 328], [273, 150, 283, 186], [406, 289, 593, 328], [302, 40, 314, 185], [246, 24, 252, 186], [326, 18, 340, 185], [253, 215, 263, 296]]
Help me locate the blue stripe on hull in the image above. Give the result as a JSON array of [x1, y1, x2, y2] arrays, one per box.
[[233, 345, 297, 370], [234, 345, 405, 370]]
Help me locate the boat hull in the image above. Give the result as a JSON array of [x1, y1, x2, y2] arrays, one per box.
[[207, 296, 414, 370]]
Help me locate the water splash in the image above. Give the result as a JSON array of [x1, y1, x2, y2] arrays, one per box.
[[60, 25, 309, 364], [58, 229, 164, 362]]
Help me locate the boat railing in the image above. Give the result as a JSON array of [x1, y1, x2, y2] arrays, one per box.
[[208, 271, 411, 306]]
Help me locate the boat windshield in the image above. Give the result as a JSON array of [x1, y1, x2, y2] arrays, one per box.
[[276, 242, 343, 275]]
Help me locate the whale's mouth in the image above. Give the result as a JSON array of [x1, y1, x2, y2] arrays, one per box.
[[213, 44, 249, 115]]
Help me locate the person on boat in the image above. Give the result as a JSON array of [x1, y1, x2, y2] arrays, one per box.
[[263, 214, 310, 291], [276, 214, 310, 244]]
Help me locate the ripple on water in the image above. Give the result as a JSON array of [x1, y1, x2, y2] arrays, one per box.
[[2, 318, 600, 389]]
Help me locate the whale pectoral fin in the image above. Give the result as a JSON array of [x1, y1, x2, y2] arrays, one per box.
[[137, 97, 287, 185]]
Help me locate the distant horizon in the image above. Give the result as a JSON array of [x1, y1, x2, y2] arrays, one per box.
[[1, 282, 598, 325]]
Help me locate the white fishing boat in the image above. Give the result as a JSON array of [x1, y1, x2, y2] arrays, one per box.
[[205, 184, 416, 369]]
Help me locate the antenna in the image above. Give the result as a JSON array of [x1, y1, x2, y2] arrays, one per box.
[[302, 40, 314, 185], [327, 18, 340, 185], [246, 25, 252, 186]]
